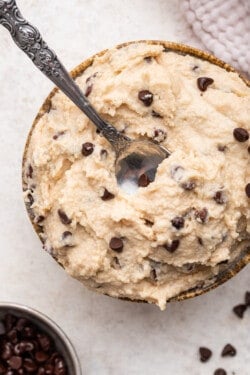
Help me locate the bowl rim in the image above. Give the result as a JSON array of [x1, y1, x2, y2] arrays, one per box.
[[22, 39, 250, 305], [0, 302, 82, 374]]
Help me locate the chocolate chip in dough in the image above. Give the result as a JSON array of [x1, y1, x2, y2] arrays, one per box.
[[194, 208, 208, 223], [245, 183, 250, 198], [81, 142, 94, 156], [144, 56, 153, 63], [8, 356, 22, 370], [197, 77, 214, 92], [233, 304, 247, 318], [138, 90, 154, 107], [152, 110, 163, 119], [171, 216, 185, 229], [217, 145, 227, 152], [221, 343, 236, 357], [26, 164, 33, 179], [181, 181, 196, 191], [164, 239, 180, 253], [58, 210, 72, 225], [101, 188, 115, 201], [138, 173, 151, 187], [233, 127, 249, 142], [213, 191, 226, 204], [199, 347, 212, 362], [53, 131, 65, 140], [109, 237, 124, 253]]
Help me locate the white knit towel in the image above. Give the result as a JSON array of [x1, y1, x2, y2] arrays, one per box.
[[179, 0, 250, 78]]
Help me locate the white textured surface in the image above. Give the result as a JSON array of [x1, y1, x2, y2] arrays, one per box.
[[0, 1, 249, 374]]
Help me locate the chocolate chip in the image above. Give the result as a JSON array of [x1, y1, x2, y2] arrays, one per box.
[[144, 219, 154, 227], [213, 191, 226, 204], [8, 356, 22, 370], [7, 329, 18, 344], [150, 268, 157, 281], [192, 65, 199, 71], [233, 127, 249, 142], [37, 334, 51, 352], [245, 291, 250, 306], [1, 342, 13, 360], [4, 314, 17, 332], [81, 142, 94, 156], [62, 231, 72, 240], [53, 131, 65, 140], [144, 56, 153, 63], [197, 237, 203, 245], [23, 358, 38, 372], [197, 77, 214, 92], [218, 145, 227, 152], [171, 216, 184, 229], [27, 193, 34, 206], [164, 239, 180, 253], [181, 181, 196, 191], [35, 351, 49, 363], [101, 188, 115, 201], [221, 343, 236, 357], [27, 164, 33, 179], [214, 369, 227, 375], [138, 90, 154, 107], [153, 128, 167, 142], [199, 347, 212, 362], [100, 149, 108, 159], [109, 237, 124, 253], [0, 363, 7, 374], [22, 325, 36, 339], [194, 208, 208, 223], [138, 173, 151, 187], [245, 183, 250, 198], [35, 215, 45, 225], [58, 210, 72, 225], [85, 83, 93, 97], [152, 110, 163, 118], [233, 304, 247, 318]]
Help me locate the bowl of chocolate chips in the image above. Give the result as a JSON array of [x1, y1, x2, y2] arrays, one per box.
[[0, 303, 81, 374], [22, 40, 250, 310]]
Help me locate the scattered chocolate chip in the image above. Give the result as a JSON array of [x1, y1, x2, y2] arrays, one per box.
[[152, 110, 163, 119], [101, 188, 115, 201], [181, 181, 196, 191], [192, 65, 199, 71], [197, 237, 203, 245], [245, 291, 250, 306], [138, 90, 154, 107], [182, 263, 196, 273], [164, 239, 180, 253], [138, 173, 151, 187], [1, 342, 13, 360], [171, 216, 184, 230], [27, 193, 34, 206], [4, 314, 17, 332], [111, 257, 121, 270], [214, 369, 227, 375], [233, 304, 247, 318], [62, 231, 72, 240], [7, 329, 18, 344], [221, 343, 236, 357], [53, 131, 65, 140], [197, 77, 214, 92], [35, 351, 49, 363], [143, 219, 154, 227], [233, 127, 249, 142], [23, 358, 38, 372], [194, 208, 208, 223], [37, 334, 51, 352], [199, 347, 212, 362], [245, 183, 250, 198], [218, 145, 227, 152], [81, 142, 94, 156], [58, 210, 72, 225], [144, 56, 153, 63], [213, 191, 226, 204], [27, 164, 33, 179], [109, 237, 124, 253]]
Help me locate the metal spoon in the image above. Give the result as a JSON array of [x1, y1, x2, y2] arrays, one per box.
[[0, 0, 170, 189]]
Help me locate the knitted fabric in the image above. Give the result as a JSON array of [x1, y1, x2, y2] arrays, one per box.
[[179, 0, 250, 78]]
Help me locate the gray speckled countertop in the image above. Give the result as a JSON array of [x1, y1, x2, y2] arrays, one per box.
[[0, 1, 249, 374]]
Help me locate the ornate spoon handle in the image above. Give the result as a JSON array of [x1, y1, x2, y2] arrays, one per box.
[[0, 0, 130, 152]]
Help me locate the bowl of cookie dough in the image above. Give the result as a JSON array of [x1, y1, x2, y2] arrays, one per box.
[[22, 40, 250, 310]]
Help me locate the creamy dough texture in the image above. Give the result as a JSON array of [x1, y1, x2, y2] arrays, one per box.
[[24, 42, 250, 310]]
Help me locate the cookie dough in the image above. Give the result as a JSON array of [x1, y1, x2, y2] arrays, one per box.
[[23, 42, 250, 310]]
